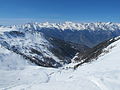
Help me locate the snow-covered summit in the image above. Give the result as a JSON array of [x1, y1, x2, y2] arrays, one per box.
[[1, 22, 120, 33]]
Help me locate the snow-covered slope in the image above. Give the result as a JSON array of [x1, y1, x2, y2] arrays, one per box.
[[0, 26, 32, 70], [72, 36, 120, 68], [0, 29, 62, 67], [0, 36, 120, 90], [0, 44, 31, 70]]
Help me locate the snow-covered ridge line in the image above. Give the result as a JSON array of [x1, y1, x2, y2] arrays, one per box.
[[72, 36, 120, 69], [11, 22, 120, 31]]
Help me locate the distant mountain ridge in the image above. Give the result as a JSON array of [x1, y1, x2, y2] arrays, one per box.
[[14, 22, 120, 31]]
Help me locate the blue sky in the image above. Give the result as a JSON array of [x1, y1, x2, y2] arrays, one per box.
[[0, 0, 120, 25]]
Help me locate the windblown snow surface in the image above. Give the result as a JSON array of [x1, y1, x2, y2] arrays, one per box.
[[0, 37, 120, 90]]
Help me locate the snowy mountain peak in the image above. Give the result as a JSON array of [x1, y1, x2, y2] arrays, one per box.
[[13, 22, 120, 31], [1, 22, 120, 32]]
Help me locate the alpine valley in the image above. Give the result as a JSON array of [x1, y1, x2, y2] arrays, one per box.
[[0, 22, 120, 90]]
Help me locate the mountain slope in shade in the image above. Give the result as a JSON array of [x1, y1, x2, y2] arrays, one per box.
[[72, 36, 120, 68], [0, 36, 120, 90]]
